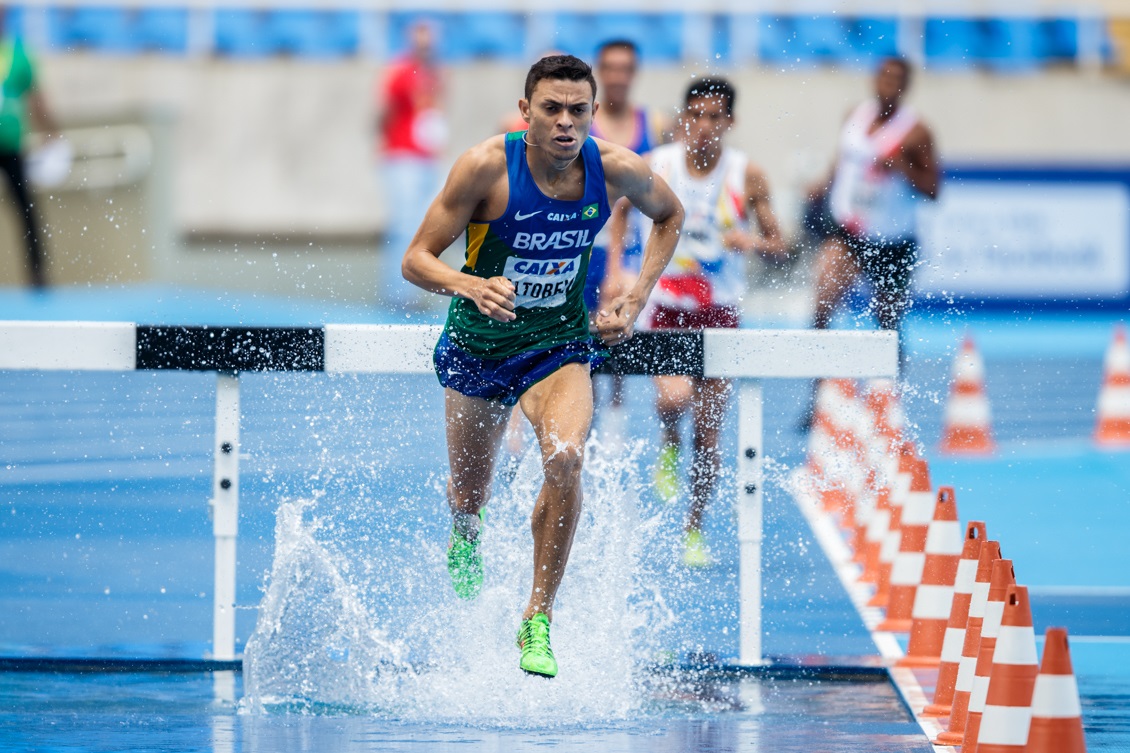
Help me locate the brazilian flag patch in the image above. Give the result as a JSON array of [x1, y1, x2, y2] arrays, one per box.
[[582, 203, 599, 220]]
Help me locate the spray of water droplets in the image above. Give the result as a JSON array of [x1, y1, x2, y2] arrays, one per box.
[[242, 433, 684, 727]]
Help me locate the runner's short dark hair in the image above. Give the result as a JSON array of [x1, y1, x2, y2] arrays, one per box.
[[525, 54, 597, 102], [596, 38, 640, 60], [684, 76, 736, 117]]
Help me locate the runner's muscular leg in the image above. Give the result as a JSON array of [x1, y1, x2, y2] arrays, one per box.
[[517, 362, 594, 622], [812, 237, 861, 329], [687, 377, 732, 532], [445, 388, 511, 516], [655, 375, 695, 447]]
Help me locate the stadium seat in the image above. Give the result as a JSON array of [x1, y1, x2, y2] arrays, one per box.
[[843, 16, 900, 68], [135, 8, 189, 54], [268, 10, 359, 58], [214, 8, 277, 58], [49, 7, 136, 54], [1037, 17, 1079, 63], [442, 12, 526, 61], [759, 15, 851, 67], [924, 17, 984, 69], [545, 12, 682, 62], [981, 18, 1041, 73]]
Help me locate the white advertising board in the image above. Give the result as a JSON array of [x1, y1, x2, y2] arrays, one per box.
[[915, 181, 1130, 298]]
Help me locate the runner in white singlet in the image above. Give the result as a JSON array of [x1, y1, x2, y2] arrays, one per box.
[[810, 57, 940, 359], [609, 77, 785, 566]]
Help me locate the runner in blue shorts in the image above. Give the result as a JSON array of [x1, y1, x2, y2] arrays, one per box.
[[401, 54, 684, 678]]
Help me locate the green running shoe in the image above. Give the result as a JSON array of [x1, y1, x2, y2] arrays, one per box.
[[654, 443, 680, 501], [447, 510, 484, 600], [516, 613, 557, 678], [682, 528, 712, 568]]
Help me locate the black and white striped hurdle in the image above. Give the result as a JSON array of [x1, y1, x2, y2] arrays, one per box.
[[1, 321, 898, 666]]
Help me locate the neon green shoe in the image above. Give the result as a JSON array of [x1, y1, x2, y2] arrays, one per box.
[[654, 443, 680, 501], [516, 613, 557, 678], [447, 511, 484, 600], [682, 528, 712, 568]]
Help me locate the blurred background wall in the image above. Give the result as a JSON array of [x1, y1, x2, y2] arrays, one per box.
[[1, 2, 1129, 305]]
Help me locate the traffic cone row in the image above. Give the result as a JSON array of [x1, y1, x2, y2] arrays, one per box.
[[797, 368, 1090, 753]]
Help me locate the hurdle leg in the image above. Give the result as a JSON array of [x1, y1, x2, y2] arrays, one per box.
[[737, 378, 766, 666], [211, 372, 241, 661]]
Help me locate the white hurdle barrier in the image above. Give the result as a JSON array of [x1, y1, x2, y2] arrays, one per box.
[[1, 321, 898, 665]]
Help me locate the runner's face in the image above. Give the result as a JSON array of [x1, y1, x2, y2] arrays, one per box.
[[596, 47, 637, 107], [875, 62, 908, 109], [681, 95, 731, 152], [523, 78, 596, 163]]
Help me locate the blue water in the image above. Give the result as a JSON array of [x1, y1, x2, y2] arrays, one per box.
[[1, 284, 1128, 751]]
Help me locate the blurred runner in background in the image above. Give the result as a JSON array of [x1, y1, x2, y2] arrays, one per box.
[[612, 76, 785, 566], [799, 56, 939, 430]]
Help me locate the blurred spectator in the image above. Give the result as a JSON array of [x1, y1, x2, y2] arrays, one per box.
[[1, 11, 58, 289], [376, 19, 446, 309]]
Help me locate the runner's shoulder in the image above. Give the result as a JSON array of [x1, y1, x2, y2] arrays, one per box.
[[451, 135, 509, 189], [597, 138, 656, 183]]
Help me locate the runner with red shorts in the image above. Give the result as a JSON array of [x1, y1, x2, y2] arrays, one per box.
[[616, 76, 786, 566]]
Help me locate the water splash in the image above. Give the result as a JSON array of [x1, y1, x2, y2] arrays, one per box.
[[243, 434, 680, 727]]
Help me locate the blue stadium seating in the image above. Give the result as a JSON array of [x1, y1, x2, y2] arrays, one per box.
[[135, 8, 189, 53], [981, 18, 1041, 72], [844, 16, 900, 68], [268, 10, 358, 58], [0, 5, 1112, 70], [441, 12, 526, 61], [1037, 17, 1079, 62], [214, 8, 277, 58], [49, 7, 136, 53], [924, 17, 985, 69], [541, 13, 682, 62], [759, 15, 853, 67]]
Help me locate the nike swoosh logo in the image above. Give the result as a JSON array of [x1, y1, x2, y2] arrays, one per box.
[[514, 210, 542, 221]]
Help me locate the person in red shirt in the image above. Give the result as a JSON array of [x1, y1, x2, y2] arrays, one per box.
[[377, 20, 447, 309]]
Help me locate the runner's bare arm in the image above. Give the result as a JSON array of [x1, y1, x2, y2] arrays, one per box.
[[724, 163, 787, 258], [889, 123, 940, 200], [594, 144, 684, 345], [401, 139, 518, 322], [599, 198, 633, 308]]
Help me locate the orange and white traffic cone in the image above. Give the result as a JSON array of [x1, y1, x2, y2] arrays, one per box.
[[1026, 627, 1088, 753], [877, 456, 932, 632], [898, 486, 963, 667], [923, 520, 987, 716], [859, 486, 892, 584], [935, 538, 1003, 745], [868, 442, 916, 608], [962, 558, 1018, 753], [978, 584, 1039, 753], [1095, 324, 1130, 448], [941, 335, 995, 455]]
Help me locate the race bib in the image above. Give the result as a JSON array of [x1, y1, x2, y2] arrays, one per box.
[[503, 255, 581, 309]]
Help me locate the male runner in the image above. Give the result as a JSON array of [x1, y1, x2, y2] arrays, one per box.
[[585, 39, 671, 443], [612, 77, 785, 566], [811, 56, 940, 358], [401, 55, 683, 677]]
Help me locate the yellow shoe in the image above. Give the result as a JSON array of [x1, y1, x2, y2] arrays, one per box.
[[654, 443, 680, 502], [682, 528, 712, 568]]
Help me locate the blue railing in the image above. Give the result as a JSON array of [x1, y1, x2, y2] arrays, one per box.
[[4, 6, 1116, 69]]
